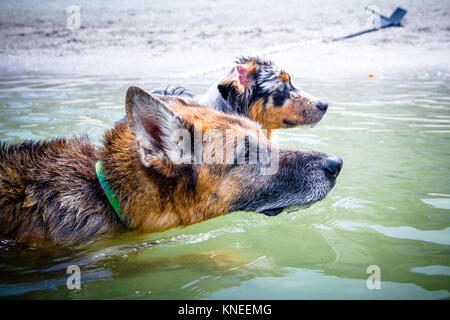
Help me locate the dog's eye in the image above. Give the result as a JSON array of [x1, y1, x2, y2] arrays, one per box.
[[278, 86, 290, 98]]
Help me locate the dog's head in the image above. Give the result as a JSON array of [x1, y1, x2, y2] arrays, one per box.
[[125, 87, 341, 224], [215, 56, 328, 129]]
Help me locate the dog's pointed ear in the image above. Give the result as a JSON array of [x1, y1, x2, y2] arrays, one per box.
[[125, 86, 192, 168], [235, 64, 251, 85]]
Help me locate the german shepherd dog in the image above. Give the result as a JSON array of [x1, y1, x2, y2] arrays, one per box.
[[156, 57, 328, 139], [0, 87, 342, 244]]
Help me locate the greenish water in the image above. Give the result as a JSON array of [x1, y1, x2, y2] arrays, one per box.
[[0, 74, 449, 299]]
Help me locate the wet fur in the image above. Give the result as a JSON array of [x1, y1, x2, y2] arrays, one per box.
[[0, 139, 120, 243]]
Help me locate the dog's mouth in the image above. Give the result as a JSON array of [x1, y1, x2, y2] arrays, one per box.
[[283, 119, 320, 129], [282, 120, 300, 128], [258, 207, 285, 216], [257, 203, 314, 216]]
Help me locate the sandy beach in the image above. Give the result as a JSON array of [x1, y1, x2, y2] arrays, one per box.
[[0, 0, 449, 80]]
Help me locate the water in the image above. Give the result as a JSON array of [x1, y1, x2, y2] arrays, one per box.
[[0, 73, 449, 299]]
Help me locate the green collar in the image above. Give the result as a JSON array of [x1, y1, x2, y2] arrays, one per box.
[[95, 161, 130, 227]]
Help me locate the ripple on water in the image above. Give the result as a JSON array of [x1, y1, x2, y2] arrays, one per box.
[[332, 196, 375, 209], [411, 265, 450, 276], [421, 198, 450, 210], [360, 224, 450, 246]]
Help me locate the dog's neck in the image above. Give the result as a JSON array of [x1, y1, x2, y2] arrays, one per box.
[[99, 121, 201, 232]]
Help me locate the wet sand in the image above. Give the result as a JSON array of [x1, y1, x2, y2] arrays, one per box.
[[0, 0, 449, 80]]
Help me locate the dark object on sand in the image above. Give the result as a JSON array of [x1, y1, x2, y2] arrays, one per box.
[[332, 7, 407, 42]]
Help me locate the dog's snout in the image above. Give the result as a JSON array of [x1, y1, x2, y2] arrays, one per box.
[[323, 155, 343, 179], [316, 100, 328, 112]]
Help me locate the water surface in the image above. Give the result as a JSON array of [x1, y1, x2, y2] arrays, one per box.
[[0, 73, 449, 299]]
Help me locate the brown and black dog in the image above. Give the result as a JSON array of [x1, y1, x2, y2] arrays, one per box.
[[0, 87, 342, 244], [193, 56, 328, 138]]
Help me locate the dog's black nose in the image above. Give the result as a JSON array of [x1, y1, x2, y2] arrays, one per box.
[[323, 155, 343, 178], [316, 100, 328, 112]]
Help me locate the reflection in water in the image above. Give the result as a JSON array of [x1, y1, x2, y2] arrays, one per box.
[[0, 75, 449, 299]]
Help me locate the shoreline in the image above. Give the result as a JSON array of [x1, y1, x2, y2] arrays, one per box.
[[0, 0, 449, 80]]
